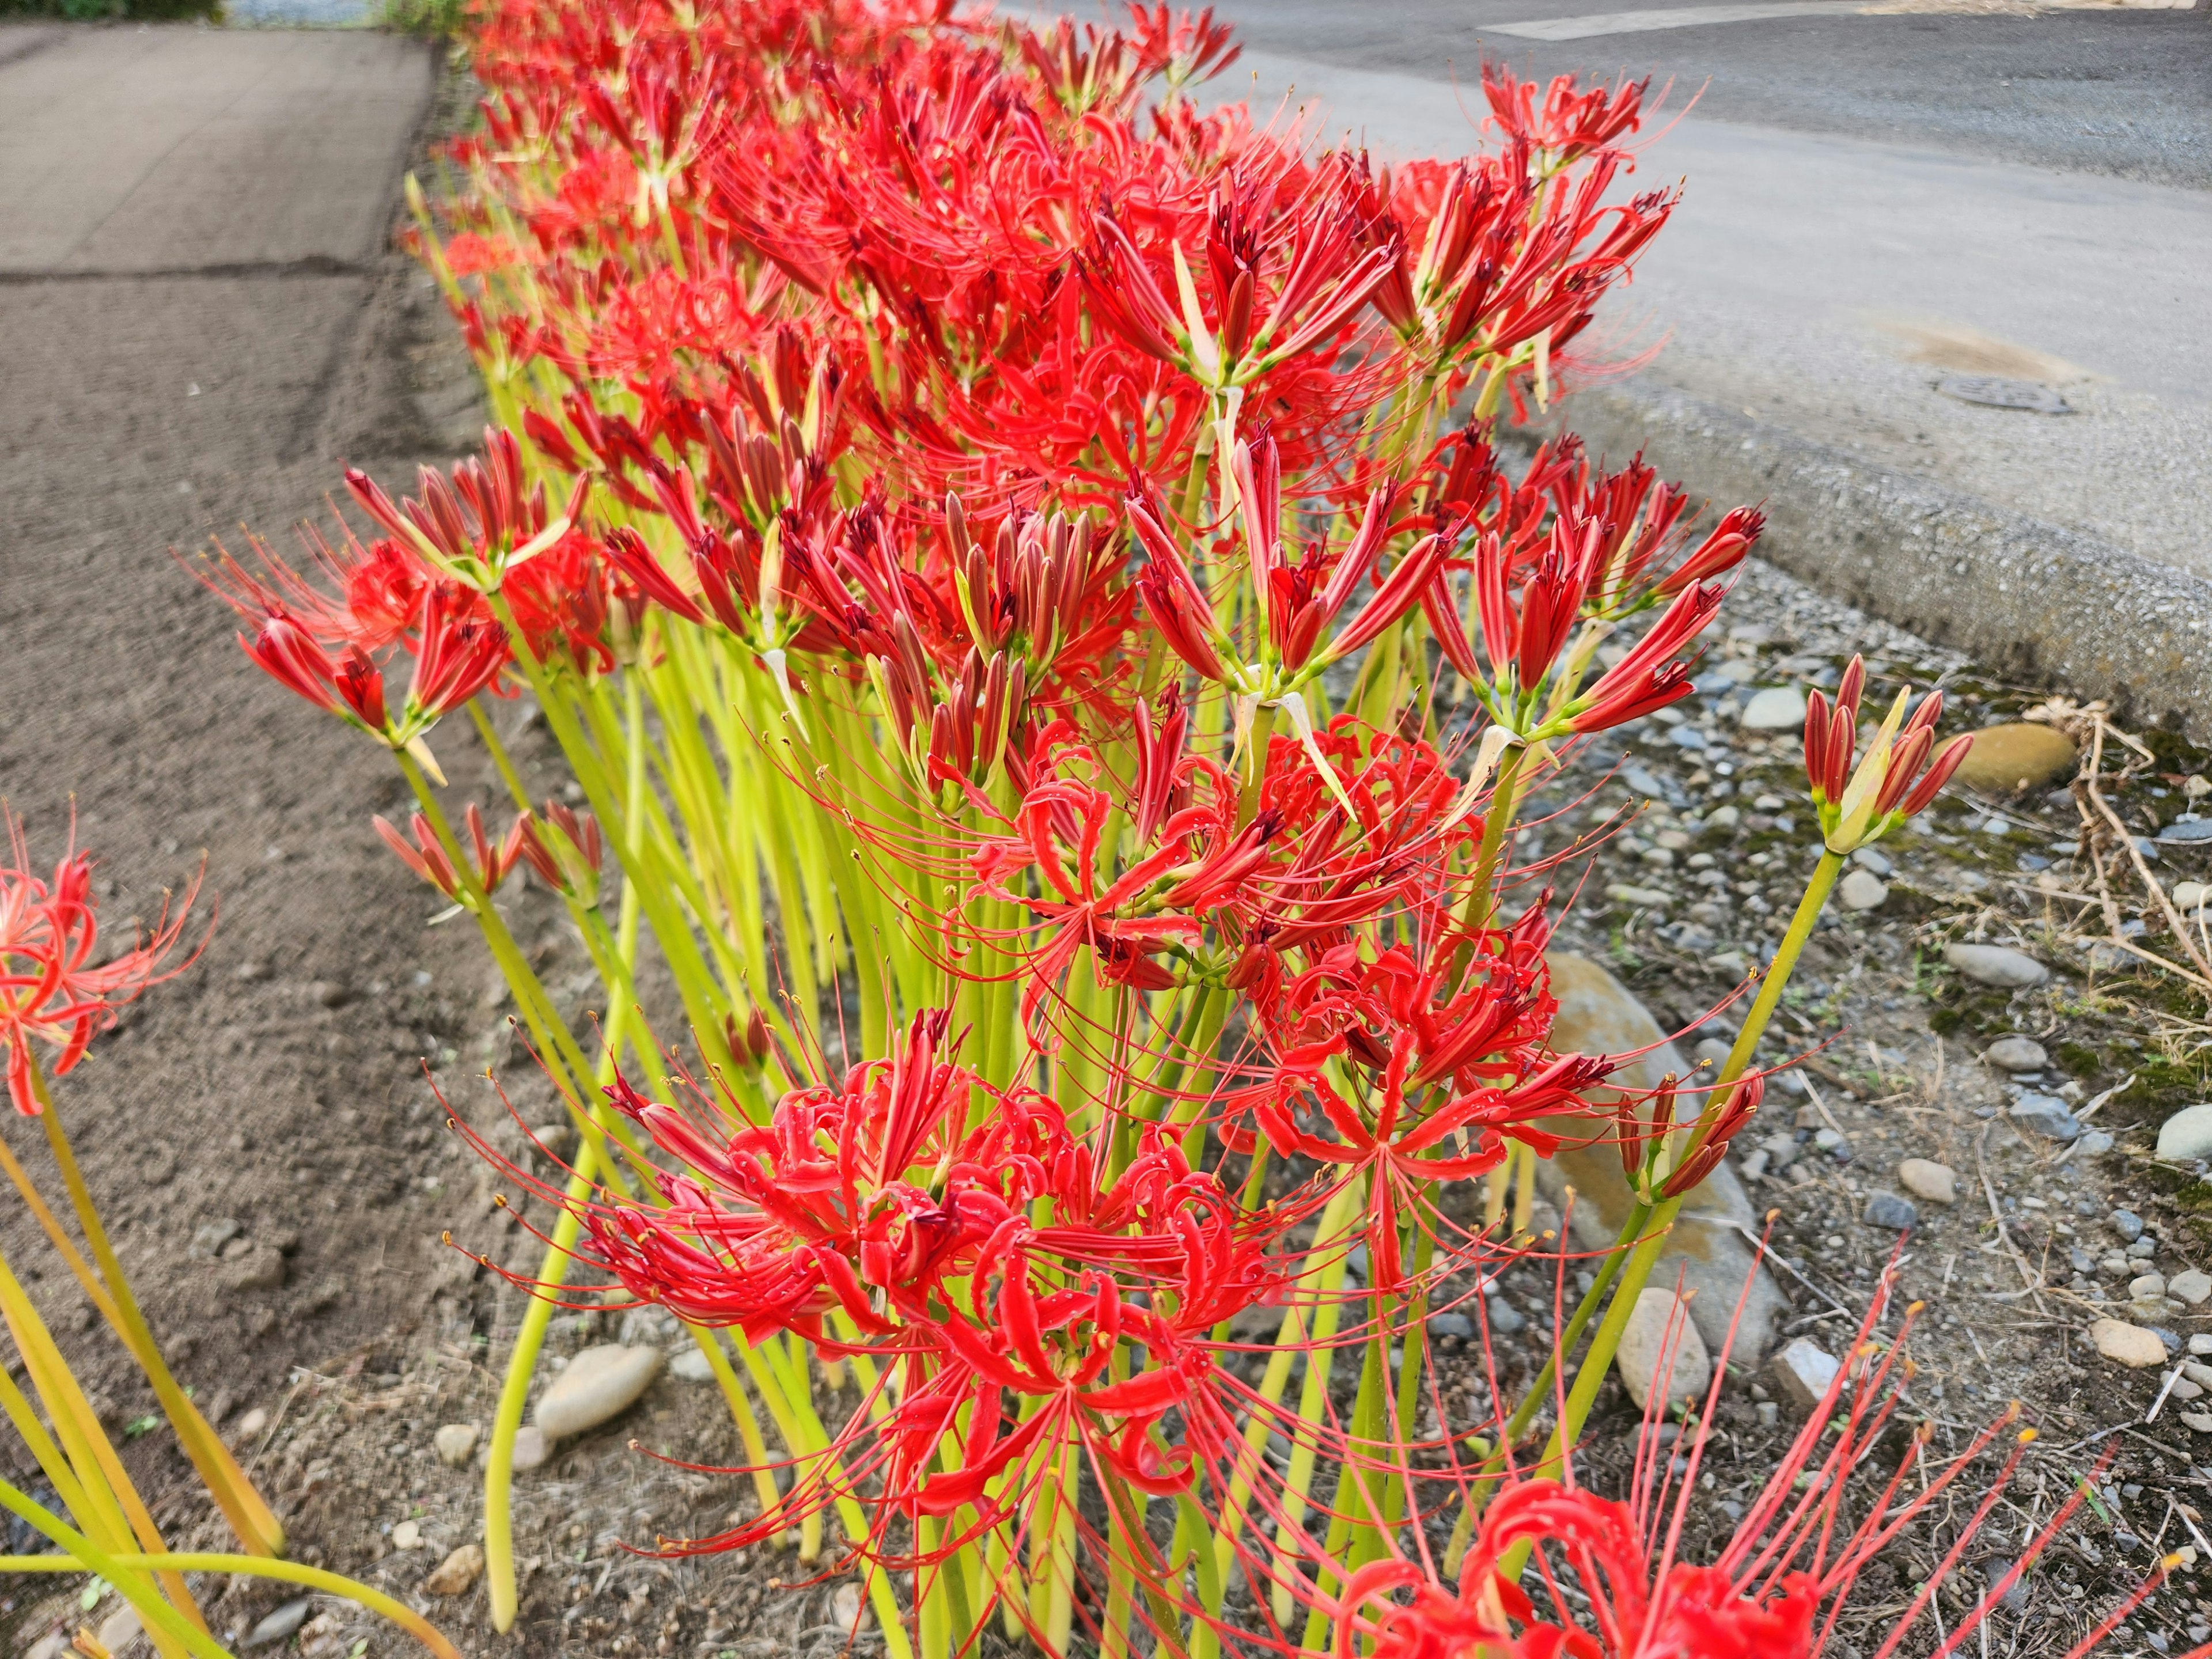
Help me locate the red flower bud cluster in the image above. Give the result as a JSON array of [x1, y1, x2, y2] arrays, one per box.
[[0, 812, 202, 1116]]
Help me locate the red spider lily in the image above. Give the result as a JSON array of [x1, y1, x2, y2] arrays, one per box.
[[1482, 62, 1653, 166], [374, 805, 530, 902], [207, 544, 511, 759], [344, 427, 588, 590], [1124, 3, 1240, 100], [1565, 580, 1727, 735], [1616, 1072, 1765, 1201], [1083, 163, 1401, 402], [1431, 505, 1725, 735], [0, 812, 204, 1115], [506, 801, 603, 897], [1330, 1264, 2142, 1659], [1804, 657, 1973, 853], [1230, 434, 1452, 676]]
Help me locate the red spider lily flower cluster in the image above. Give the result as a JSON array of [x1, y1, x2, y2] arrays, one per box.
[[195, 0, 2025, 1650], [1804, 655, 1973, 854], [0, 812, 202, 1115], [1332, 1266, 2169, 1659]]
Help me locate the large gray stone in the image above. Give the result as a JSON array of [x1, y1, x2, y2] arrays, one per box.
[[1533, 954, 1787, 1361], [1944, 944, 2050, 990], [1739, 685, 1808, 731], [1615, 1289, 1712, 1411], [535, 1344, 662, 1441], [2158, 1104, 2212, 1162]]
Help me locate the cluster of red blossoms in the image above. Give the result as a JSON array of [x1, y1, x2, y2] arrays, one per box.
[[190, 0, 2109, 1654], [0, 812, 200, 1117]]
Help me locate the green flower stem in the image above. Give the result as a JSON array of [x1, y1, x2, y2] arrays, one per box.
[[0, 1251, 198, 1644], [396, 757, 600, 1115], [484, 1143, 590, 1633], [0, 1483, 231, 1659], [0, 1547, 464, 1658], [21, 1061, 283, 1559], [1453, 741, 1528, 950], [1498, 849, 1844, 1584], [482, 593, 735, 1075], [1296, 1330, 1389, 1654], [1263, 1179, 1365, 1624]]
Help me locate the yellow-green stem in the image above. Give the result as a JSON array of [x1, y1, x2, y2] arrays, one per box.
[[1499, 849, 1844, 1581], [27, 1066, 283, 1558], [0, 1550, 463, 1658]]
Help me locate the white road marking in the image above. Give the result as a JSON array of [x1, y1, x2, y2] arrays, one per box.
[[1485, 2, 1866, 39]]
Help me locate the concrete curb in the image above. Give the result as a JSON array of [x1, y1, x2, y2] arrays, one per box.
[[1517, 381, 2212, 741]]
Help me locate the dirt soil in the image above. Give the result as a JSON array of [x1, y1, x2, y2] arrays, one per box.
[[5, 35, 2212, 1659]]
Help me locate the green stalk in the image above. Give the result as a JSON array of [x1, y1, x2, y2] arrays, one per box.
[[1497, 849, 1843, 1581], [0, 1483, 232, 1659], [0, 1548, 464, 1658], [1264, 1179, 1364, 1624], [484, 1146, 593, 1633], [22, 1063, 283, 1559]]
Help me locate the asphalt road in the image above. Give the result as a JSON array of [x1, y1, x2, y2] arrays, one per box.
[[1210, 0, 2211, 189], [1194, 1, 2212, 589]]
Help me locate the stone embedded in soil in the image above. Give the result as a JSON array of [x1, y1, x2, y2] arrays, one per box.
[[2172, 1270, 2212, 1306], [536, 1343, 662, 1441], [1427, 1312, 1475, 1339], [1535, 955, 1787, 1359], [670, 1346, 716, 1382], [1771, 1338, 1842, 1409], [434, 1422, 479, 1466], [1864, 1192, 1918, 1231], [510, 1424, 548, 1471], [2157, 1104, 2212, 1162], [831, 1583, 867, 1630], [218, 1243, 287, 1293], [243, 1599, 312, 1649], [1983, 1036, 2048, 1071], [2184, 1412, 2212, 1434], [1486, 1297, 1527, 1336], [424, 1543, 485, 1597], [2090, 1319, 2169, 1369], [2010, 1095, 2082, 1141], [392, 1519, 422, 1551], [2131, 1273, 2169, 1302], [1615, 1289, 1713, 1411], [1739, 685, 1808, 731], [1943, 943, 2050, 989], [1897, 1159, 1957, 1205], [1953, 722, 2078, 794], [1837, 869, 1888, 911], [96, 1604, 142, 1657], [2111, 1208, 2145, 1241], [192, 1218, 242, 1257], [1605, 882, 1672, 908]]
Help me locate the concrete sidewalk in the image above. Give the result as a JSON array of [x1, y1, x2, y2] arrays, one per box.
[[1202, 43, 2212, 732], [0, 26, 430, 274]]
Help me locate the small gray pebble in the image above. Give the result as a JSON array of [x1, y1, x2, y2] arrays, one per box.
[[1864, 1192, 1918, 1231], [2110, 1208, 2145, 1242]]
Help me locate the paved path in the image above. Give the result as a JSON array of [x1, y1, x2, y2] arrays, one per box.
[[1197, 20, 2212, 584], [0, 26, 426, 273], [0, 25, 493, 1409]]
